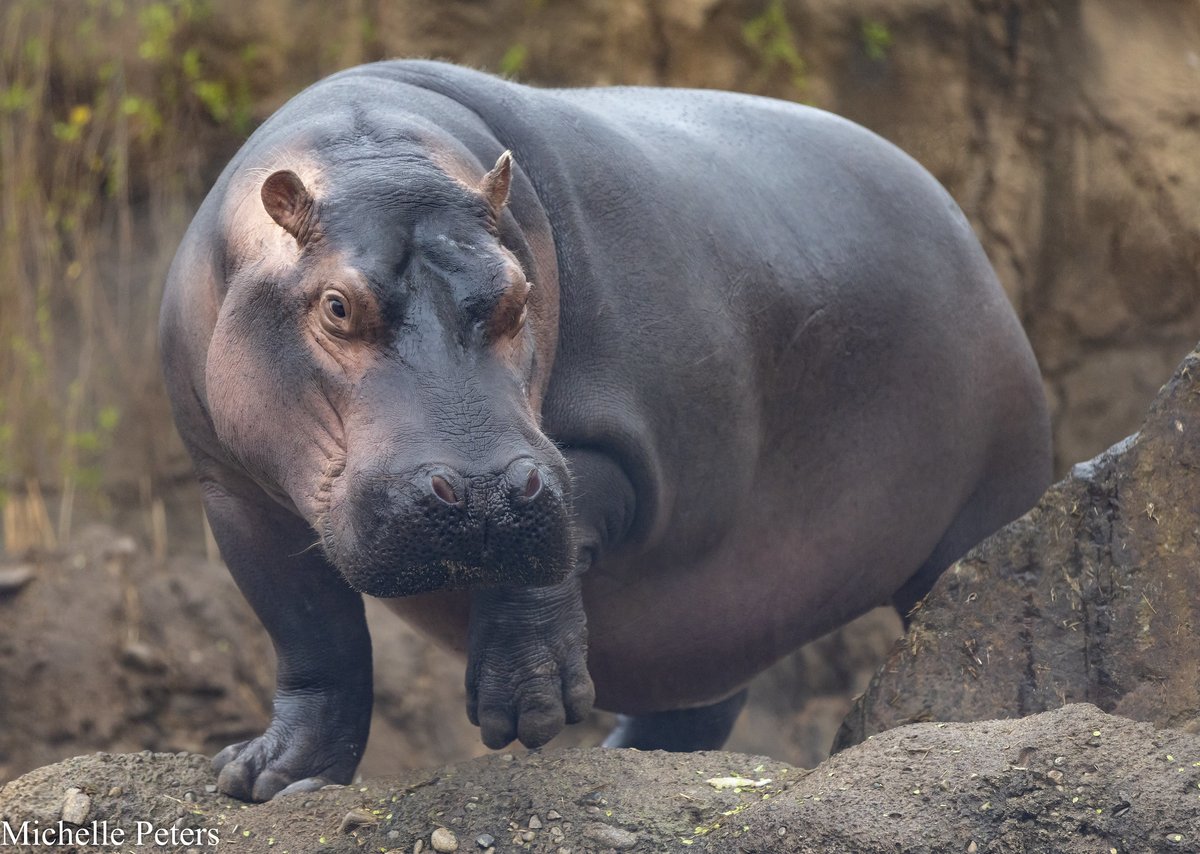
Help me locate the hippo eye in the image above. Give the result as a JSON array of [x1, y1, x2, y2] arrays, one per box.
[[322, 290, 350, 323]]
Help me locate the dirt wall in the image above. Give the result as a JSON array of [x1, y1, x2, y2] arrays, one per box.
[[166, 0, 1200, 473], [3, 0, 1198, 539]]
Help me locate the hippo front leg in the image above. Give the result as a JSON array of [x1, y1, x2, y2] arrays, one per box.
[[466, 576, 594, 748], [201, 477, 373, 802], [465, 449, 635, 748]]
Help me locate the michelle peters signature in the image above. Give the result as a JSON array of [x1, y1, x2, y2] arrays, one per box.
[[1, 818, 218, 848]]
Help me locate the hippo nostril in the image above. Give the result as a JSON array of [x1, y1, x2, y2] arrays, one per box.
[[430, 473, 459, 506], [507, 458, 545, 504], [523, 467, 542, 501]]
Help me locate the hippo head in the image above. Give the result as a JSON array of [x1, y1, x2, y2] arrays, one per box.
[[205, 141, 571, 597]]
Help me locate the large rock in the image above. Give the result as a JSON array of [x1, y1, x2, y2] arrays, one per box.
[[838, 345, 1200, 750], [1, 704, 1196, 853]]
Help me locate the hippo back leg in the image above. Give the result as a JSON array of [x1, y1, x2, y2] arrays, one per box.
[[891, 406, 1052, 623], [602, 688, 749, 751]]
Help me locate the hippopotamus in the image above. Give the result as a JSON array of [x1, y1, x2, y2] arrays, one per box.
[[159, 60, 1052, 801]]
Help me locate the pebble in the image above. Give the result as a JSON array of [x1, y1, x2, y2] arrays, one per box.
[[528, 815, 542, 829], [475, 833, 495, 848], [121, 641, 166, 673], [521, 830, 535, 841], [413, 840, 425, 854], [204, 784, 217, 794], [431, 827, 459, 852], [0, 566, 34, 595], [338, 808, 378, 833], [388, 829, 401, 840], [581, 823, 638, 850], [967, 842, 978, 854], [107, 786, 123, 798], [61, 788, 91, 825], [546, 809, 562, 821], [107, 536, 138, 557]]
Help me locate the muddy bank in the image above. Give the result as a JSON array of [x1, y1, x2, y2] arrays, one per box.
[[1, 704, 1196, 853]]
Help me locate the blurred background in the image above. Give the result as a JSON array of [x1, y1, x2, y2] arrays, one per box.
[[1, 0, 1198, 782]]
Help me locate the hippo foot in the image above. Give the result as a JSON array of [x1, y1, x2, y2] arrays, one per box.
[[467, 578, 595, 749], [602, 689, 749, 751], [212, 689, 369, 801]]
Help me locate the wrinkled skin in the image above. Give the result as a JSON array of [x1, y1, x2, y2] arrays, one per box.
[[160, 61, 1052, 801]]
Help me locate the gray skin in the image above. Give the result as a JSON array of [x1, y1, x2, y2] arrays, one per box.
[[159, 60, 1052, 802]]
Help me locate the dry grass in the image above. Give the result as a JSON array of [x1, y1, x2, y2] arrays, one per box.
[[0, 0, 255, 546], [0, 0, 411, 551]]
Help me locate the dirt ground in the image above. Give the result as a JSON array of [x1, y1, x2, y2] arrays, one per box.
[[2, 703, 1196, 853]]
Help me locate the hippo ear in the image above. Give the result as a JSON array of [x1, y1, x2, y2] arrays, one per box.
[[480, 150, 513, 216], [261, 169, 316, 246]]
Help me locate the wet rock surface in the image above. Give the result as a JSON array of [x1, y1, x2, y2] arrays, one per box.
[[839, 346, 1200, 750], [1, 704, 1196, 853]]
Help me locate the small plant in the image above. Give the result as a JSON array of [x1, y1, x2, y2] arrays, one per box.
[[0, 0, 266, 540], [500, 43, 529, 78], [743, 0, 807, 94], [861, 19, 893, 63]]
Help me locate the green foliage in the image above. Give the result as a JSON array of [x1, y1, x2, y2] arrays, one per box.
[[743, 0, 807, 93], [861, 19, 893, 62], [182, 44, 253, 133], [500, 44, 529, 78], [0, 0, 265, 520], [0, 82, 33, 113], [137, 2, 180, 61]]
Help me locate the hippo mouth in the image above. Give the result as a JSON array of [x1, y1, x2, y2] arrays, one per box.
[[320, 473, 575, 598]]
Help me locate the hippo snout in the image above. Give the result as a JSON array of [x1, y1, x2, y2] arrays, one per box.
[[323, 456, 574, 598]]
